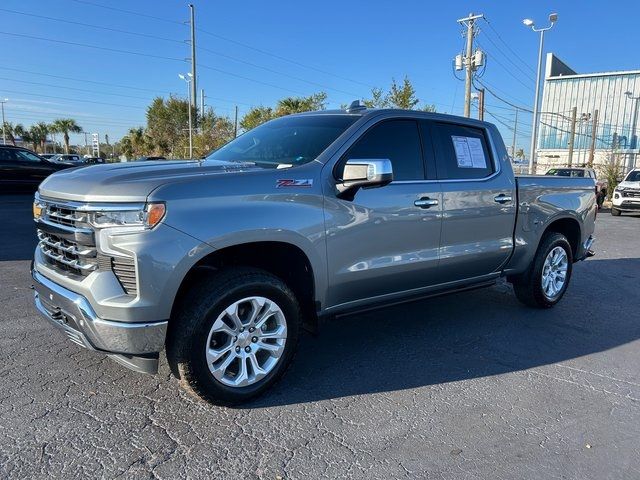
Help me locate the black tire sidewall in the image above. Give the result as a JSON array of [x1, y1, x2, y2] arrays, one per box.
[[532, 234, 573, 307], [185, 274, 300, 403]]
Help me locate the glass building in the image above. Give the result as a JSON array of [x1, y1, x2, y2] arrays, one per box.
[[537, 53, 640, 173]]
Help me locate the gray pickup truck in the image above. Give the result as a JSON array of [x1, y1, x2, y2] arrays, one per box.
[[31, 106, 596, 405]]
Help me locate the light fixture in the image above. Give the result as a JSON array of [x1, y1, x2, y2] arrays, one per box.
[[549, 13, 558, 23], [523, 18, 534, 27]]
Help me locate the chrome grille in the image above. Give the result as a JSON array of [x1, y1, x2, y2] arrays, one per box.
[[36, 198, 97, 276], [623, 189, 640, 198]]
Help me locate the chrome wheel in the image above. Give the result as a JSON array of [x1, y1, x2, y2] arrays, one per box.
[[541, 246, 568, 300], [205, 296, 287, 388]]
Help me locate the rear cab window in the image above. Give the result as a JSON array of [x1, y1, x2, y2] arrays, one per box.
[[429, 122, 494, 180]]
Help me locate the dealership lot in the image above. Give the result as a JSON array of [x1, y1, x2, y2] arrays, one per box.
[[0, 194, 638, 479]]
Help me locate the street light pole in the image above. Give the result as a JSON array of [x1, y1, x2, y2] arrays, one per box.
[[0, 98, 8, 145], [625, 91, 640, 171], [179, 73, 194, 159], [523, 13, 558, 174]]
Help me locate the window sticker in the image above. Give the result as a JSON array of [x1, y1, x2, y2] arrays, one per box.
[[451, 136, 487, 169]]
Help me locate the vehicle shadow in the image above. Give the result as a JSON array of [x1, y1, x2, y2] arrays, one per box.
[[0, 194, 37, 261], [248, 257, 640, 408]]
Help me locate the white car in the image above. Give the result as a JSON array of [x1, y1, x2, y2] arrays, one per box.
[[611, 169, 640, 216]]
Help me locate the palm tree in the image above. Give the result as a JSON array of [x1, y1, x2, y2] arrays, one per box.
[[52, 118, 83, 154], [515, 148, 525, 161], [2, 122, 17, 145], [28, 124, 49, 153]]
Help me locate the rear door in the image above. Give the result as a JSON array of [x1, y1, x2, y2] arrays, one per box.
[[427, 121, 516, 283], [324, 118, 442, 307]]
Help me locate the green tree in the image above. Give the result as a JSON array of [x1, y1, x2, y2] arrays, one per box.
[[362, 87, 389, 108], [2, 122, 18, 145], [387, 76, 419, 109], [240, 106, 274, 131], [515, 148, 525, 161], [185, 109, 235, 158], [120, 127, 150, 158], [27, 123, 49, 153], [240, 92, 328, 131], [146, 96, 194, 156], [363, 77, 435, 111], [51, 118, 83, 154]]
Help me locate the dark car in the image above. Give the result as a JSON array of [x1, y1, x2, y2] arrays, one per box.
[[134, 156, 166, 161], [0, 145, 72, 191]]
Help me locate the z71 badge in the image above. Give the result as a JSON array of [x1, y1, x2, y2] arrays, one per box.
[[276, 179, 313, 188]]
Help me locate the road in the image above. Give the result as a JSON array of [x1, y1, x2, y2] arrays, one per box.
[[1, 194, 639, 479]]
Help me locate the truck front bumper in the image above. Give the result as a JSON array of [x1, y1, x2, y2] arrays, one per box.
[[32, 268, 167, 374]]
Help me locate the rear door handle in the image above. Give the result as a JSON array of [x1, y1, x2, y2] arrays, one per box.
[[494, 194, 513, 204], [414, 198, 439, 208]]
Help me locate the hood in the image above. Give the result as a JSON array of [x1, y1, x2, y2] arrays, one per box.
[[39, 159, 261, 202], [617, 180, 640, 190]]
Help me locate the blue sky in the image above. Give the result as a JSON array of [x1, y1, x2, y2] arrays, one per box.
[[1, 0, 638, 153]]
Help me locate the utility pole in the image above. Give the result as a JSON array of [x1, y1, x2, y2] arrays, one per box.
[[567, 106, 577, 166], [457, 13, 484, 118], [511, 108, 519, 159], [189, 4, 197, 117], [1, 98, 7, 145], [234, 105, 239, 138], [477, 88, 485, 121], [588, 109, 598, 167], [84, 132, 89, 156]]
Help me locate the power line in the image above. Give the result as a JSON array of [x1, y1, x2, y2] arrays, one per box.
[[477, 31, 535, 82], [0, 8, 185, 45], [68, 0, 184, 26], [0, 67, 254, 107], [0, 31, 186, 62], [483, 18, 536, 74], [474, 78, 533, 112], [66, 0, 374, 89], [0, 31, 344, 98], [0, 89, 149, 110], [476, 43, 535, 91]]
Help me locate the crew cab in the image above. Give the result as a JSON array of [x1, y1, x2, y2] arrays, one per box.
[[31, 106, 597, 405], [611, 168, 640, 215]]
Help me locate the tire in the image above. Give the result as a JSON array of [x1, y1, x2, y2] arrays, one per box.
[[512, 232, 573, 308], [166, 267, 301, 406], [611, 207, 621, 216]]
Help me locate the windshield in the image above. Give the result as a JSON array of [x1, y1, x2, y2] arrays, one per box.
[[206, 114, 358, 168], [625, 170, 640, 182]]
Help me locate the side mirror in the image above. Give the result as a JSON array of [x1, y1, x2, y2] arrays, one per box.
[[337, 159, 393, 199]]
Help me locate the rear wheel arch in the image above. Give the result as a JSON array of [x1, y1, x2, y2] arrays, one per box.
[[542, 216, 581, 260]]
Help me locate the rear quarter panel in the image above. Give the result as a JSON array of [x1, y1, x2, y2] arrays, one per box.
[[506, 175, 597, 274]]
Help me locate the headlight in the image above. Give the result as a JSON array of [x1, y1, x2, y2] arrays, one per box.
[[89, 203, 166, 229]]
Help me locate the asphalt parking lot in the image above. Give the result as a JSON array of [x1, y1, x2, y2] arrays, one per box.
[[1, 194, 638, 479]]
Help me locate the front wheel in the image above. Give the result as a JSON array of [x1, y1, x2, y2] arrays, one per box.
[[512, 232, 573, 308], [166, 267, 301, 406], [611, 207, 621, 216]]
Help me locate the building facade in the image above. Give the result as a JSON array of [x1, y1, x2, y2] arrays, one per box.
[[536, 53, 640, 174]]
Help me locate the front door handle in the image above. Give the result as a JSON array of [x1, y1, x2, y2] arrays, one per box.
[[494, 194, 513, 204], [414, 198, 439, 208]]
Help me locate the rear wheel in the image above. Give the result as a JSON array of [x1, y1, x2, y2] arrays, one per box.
[[512, 232, 573, 308], [166, 267, 301, 406], [611, 207, 621, 216]]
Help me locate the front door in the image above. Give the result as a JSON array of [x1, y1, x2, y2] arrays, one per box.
[[324, 119, 442, 308], [426, 120, 516, 283]]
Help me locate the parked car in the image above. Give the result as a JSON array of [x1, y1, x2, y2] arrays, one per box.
[[0, 145, 72, 191], [40, 154, 58, 160], [84, 157, 105, 164], [545, 167, 607, 207], [31, 106, 597, 405], [611, 168, 640, 216], [50, 154, 85, 166]]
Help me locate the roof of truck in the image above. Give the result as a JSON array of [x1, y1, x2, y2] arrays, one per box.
[[292, 107, 494, 129]]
